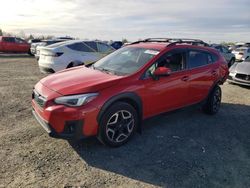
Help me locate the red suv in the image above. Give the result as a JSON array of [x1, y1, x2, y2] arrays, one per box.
[[0, 36, 30, 54], [32, 38, 229, 147]]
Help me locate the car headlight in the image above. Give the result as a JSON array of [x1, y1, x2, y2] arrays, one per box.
[[229, 72, 236, 77], [54, 93, 98, 107]]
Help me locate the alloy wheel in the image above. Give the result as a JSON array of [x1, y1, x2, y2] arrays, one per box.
[[106, 110, 135, 143]]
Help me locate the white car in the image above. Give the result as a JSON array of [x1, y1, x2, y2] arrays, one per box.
[[232, 47, 250, 61], [38, 40, 115, 73]]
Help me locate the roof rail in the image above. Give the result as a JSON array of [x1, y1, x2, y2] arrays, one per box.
[[167, 38, 209, 47], [129, 38, 209, 47]]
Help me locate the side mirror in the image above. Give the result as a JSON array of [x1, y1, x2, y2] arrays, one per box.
[[153, 67, 171, 77]]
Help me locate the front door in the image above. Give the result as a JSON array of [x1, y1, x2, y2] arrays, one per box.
[[139, 49, 190, 118]]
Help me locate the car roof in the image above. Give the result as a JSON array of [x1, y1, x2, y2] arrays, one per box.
[[128, 42, 212, 52], [128, 42, 168, 50], [126, 38, 210, 51], [45, 40, 108, 49]]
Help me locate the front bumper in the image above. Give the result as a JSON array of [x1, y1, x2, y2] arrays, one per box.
[[32, 109, 85, 139], [227, 75, 250, 86]]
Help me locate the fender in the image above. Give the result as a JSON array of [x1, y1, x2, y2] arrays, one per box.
[[97, 92, 143, 133]]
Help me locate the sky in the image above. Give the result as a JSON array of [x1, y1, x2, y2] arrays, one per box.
[[0, 0, 249, 43]]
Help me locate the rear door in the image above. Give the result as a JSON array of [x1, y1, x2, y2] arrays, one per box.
[[140, 49, 191, 117], [186, 48, 218, 104]]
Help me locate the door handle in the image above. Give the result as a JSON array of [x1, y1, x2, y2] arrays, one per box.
[[181, 76, 189, 81]]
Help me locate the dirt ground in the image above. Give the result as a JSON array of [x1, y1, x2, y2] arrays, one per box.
[[0, 54, 250, 188]]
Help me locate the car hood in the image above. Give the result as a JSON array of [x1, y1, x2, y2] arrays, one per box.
[[40, 66, 122, 95], [232, 62, 250, 74]]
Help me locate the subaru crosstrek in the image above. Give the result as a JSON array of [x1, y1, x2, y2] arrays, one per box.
[[32, 38, 229, 147]]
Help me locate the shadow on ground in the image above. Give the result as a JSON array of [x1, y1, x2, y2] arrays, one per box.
[[69, 103, 250, 187]]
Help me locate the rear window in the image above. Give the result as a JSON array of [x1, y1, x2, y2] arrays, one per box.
[[67, 42, 94, 52]]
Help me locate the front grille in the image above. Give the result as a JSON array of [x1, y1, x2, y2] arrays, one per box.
[[236, 73, 250, 81], [32, 90, 46, 108]]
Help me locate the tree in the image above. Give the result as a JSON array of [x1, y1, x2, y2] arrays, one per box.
[[122, 38, 128, 44], [28, 34, 34, 40], [0, 29, 2, 36]]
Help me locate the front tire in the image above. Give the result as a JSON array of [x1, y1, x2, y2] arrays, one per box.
[[98, 102, 138, 147], [203, 85, 222, 115]]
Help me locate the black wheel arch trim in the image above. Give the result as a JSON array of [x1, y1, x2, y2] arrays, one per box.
[[202, 80, 221, 105], [97, 92, 143, 133]]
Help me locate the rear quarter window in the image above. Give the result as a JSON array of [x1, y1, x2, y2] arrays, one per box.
[[67, 42, 94, 52], [84, 42, 98, 51], [98, 42, 113, 53]]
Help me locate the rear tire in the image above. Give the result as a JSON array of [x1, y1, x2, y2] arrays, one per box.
[[98, 102, 138, 147], [203, 85, 222, 115]]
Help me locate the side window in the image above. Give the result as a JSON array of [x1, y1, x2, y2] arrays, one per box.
[[67, 42, 94, 52], [145, 50, 185, 78], [98, 42, 113, 53], [207, 53, 215, 64], [222, 46, 229, 53], [3, 37, 15, 43], [84, 42, 98, 51], [15, 38, 26, 44], [187, 50, 210, 69]]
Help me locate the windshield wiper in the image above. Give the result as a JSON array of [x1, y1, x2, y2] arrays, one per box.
[[95, 67, 116, 75]]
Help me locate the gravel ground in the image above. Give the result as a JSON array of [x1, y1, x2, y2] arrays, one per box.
[[0, 54, 250, 188]]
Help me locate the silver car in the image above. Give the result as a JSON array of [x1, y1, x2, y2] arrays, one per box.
[[228, 57, 250, 86]]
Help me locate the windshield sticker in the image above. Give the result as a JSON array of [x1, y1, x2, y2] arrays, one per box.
[[144, 50, 159, 55]]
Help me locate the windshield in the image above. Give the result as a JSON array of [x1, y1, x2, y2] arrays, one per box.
[[93, 47, 159, 76]]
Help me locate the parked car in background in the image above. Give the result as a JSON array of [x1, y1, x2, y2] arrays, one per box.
[[28, 39, 41, 44], [228, 57, 250, 86], [211, 44, 235, 67], [38, 40, 115, 73], [56, 36, 75, 40], [32, 38, 228, 147], [109, 41, 123, 49], [229, 42, 250, 51], [30, 39, 69, 59], [232, 47, 250, 62], [0, 36, 31, 54]]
